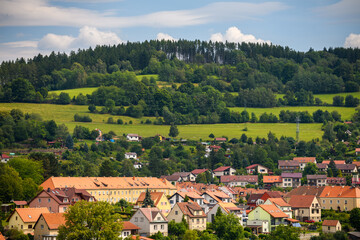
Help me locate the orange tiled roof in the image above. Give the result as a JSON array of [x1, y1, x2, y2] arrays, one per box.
[[14, 207, 50, 223], [288, 195, 316, 208], [123, 221, 140, 230], [322, 220, 339, 226], [293, 157, 316, 163], [42, 213, 66, 230], [353, 161, 360, 167], [136, 192, 165, 206], [322, 160, 345, 165], [217, 202, 241, 214], [0, 232, 5, 240], [131, 236, 154, 240], [138, 207, 167, 222], [41, 177, 176, 190], [319, 186, 360, 198], [259, 204, 288, 218], [263, 176, 282, 183], [176, 191, 203, 199], [266, 198, 291, 207], [177, 202, 206, 218]]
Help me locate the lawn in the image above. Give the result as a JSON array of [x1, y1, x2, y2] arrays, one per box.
[[48, 87, 98, 98], [230, 106, 356, 121], [0, 103, 324, 141], [276, 92, 360, 104]]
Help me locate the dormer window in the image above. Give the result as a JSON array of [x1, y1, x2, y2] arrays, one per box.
[[64, 198, 68, 203]]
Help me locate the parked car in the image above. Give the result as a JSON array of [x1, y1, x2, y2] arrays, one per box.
[[305, 219, 315, 223]]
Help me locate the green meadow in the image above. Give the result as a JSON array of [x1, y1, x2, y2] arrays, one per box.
[[276, 92, 360, 104], [49, 87, 98, 98], [0, 103, 324, 141]]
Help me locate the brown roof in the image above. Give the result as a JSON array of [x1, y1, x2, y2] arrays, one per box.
[[336, 164, 356, 170], [278, 160, 299, 167], [263, 176, 282, 183], [191, 169, 209, 175], [123, 221, 141, 230], [322, 220, 339, 226], [247, 194, 263, 204], [213, 166, 232, 172], [13, 201, 27, 205], [316, 163, 328, 169], [175, 191, 203, 199], [258, 204, 288, 218], [177, 202, 206, 218], [288, 195, 316, 208], [284, 186, 326, 198], [307, 175, 327, 180], [41, 177, 176, 190], [13, 208, 50, 223], [42, 213, 66, 230], [137, 207, 167, 222], [136, 192, 165, 206], [266, 198, 291, 207], [293, 157, 316, 163], [220, 175, 258, 183], [217, 202, 241, 214]]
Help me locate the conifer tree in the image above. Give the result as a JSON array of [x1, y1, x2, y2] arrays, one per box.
[[142, 188, 154, 207]]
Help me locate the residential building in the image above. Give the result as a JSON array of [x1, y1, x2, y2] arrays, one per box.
[[207, 202, 243, 224], [168, 191, 205, 209], [322, 220, 341, 233], [288, 195, 321, 222], [214, 138, 227, 143], [336, 164, 358, 175], [130, 207, 168, 237], [125, 152, 137, 159], [7, 208, 50, 235], [247, 204, 289, 233], [263, 176, 282, 189], [121, 221, 140, 239], [246, 164, 269, 174], [316, 163, 328, 172], [356, 148, 360, 155], [201, 191, 232, 205], [293, 157, 317, 171], [213, 166, 236, 177], [135, 192, 171, 216], [133, 162, 143, 169], [278, 160, 299, 172], [263, 198, 292, 218], [218, 186, 238, 200], [220, 175, 258, 187], [322, 160, 345, 165], [40, 177, 177, 204], [163, 172, 196, 185], [167, 202, 207, 231], [307, 175, 327, 186], [33, 213, 65, 240], [0, 153, 10, 163], [247, 194, 264, 209], [191, 169, 212, 178], [319, 186, 360, 211], [258, 192, 283, 205], [352, 175, 360, 186], [127, 134, 141, 142], [327, 177, 346, 186], [281, 173, 302, 188]]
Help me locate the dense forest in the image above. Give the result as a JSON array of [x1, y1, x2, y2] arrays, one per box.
[[0, 40, 359, 124]]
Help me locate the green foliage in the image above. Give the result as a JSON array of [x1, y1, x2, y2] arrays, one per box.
[[350, 208, 360, 231], [57, 201, 122, 240], [142, 188, 155, 207], [169, 124, 179, 137], [74, 113, 92, 122], [266, 225, 300, 240], [0, 163, 24, 202], [210, 212, 244, 240], [168, 220, 187, 237], [8, 158, 44, 184]]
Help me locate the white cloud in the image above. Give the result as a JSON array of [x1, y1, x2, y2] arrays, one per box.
[[156, 33, 177, 41], [0, 0, 288, 28], [344, 33, 360, 48], [0, 26, 122, 62], [210, 27, 271, 44]]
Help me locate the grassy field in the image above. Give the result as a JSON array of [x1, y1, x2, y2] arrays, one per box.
[[230, 106, 355, 121], [276, 92, 360, 104], [49, 87, 98, 98], [0, 103, 324, 141]]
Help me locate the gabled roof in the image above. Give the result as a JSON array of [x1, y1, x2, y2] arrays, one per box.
[[352, 161, 360, 167], [316, 163, 328, 169], [336, 164, 356, 170], [177, 202, 206, 218], [130, 236, 154, 240], [13, 201, 27, 205], [127, 134, 139, 137], [125, 152, 137, 155], [191, 169, 209, 175], [137, 207, 167, 222], [246, 164, 268, 170], [278, 160, 299, 167], [322, 160, 345, 165], [40, 213, 65, 230], [247, 194, 263, 204], [322, 220, 339, 226], [263, 176, 282, 183], [175, 191, 203, 199], [288, 195, 316, 208], [202, 190, 231, 203], [213, 166, 232, 172], [266, 198, 291, 207], [258, 204, 288, 218], [220, 175, 258, 183], [164, 172, 193, 181], [123, 221, 141, 230], [215, 138, 227, 141], [136, 192, 165, 206], [1, 154, 10, 159], [261, 192, 282, 201], [217, 202, 241, 214], [307, 175, 327, 180], [319, 186, 360, 198], [11, 208, 50, 223], [281, 173, 302, 178], [285, 186, 325, 198], [293, 157, 316, 163]]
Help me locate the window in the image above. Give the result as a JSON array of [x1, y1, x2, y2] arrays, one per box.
[[157, 217, 161, 220], [175, 211, 178, 215], [38, 199, 41, 203], [49, 207, 51, 212], [48, 198, 51, 203], [328, 227, 330, 230], [161, 224, 164, 230], [41, 225, 44, 230], [345, 200, 347, 204], [135, 217, 138, 222], [140, 217, 144, 222], [16, 216, 17, 220], [330, 200, 332, 204], [28, 225, 32, 229], [63, 207, 67, 211], [154, 225, 157, 230], [323, 200, 325, 204], [337, 200, 340, 204], [21, 225, 23, 229]]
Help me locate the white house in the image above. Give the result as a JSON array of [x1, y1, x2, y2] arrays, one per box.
[[127, 134, 141, 142], [130, 207, 168, 237], [125, 152, 137, 159]]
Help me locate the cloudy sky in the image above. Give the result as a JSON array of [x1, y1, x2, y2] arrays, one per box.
[[0, 0, 359, 62]]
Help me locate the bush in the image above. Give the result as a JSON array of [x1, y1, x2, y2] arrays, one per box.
[[74, 113, 92, 122], [107, 117, 114, 124], [117, 119, 123, 124], [145, 119, 152, 124]]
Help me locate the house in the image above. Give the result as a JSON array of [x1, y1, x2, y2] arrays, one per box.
[[191, 169, 211, 178], [12, 201, 28, 208], [207, 202, 243, 224], [318, 186, 360, 211], [327, 177, 346, 186], [220, 175, 258, 187], [263, 176, 282, 189], [163, 172, 196, 185], [135, 192, 171, 216], [125, 152, 137, 159], [121, 221, 140, 239], [258, 192, 283, 205], [247, 194, 264, 209], [247, 204, 289, 233], [322, 220, 342, 233], [168, 191, 205, 209], [201, 191, 232, 206], [214, 137, 227, 143], [130, 207, 168, 237], [356, 148, 360, 155], [293, 157, 317, 171], [317, 163, 328, 172], [134, 162, 143, 169], [127, 134, 141, 142], [218, 186, 238, 200], [209, 145, 222, 152], [278, 160, 299, 172], [263, 198, 292, 218], [28, 188, 94, 213], [307, 175, 327, 186], [7, 208, 50, 235], [246, 164, 269, 174], [352, 175, 360, 186], [40, 177, 177, 204], [0, 153, 10, 163], [322, 160, 345, 165], [213, 166, 236, 177], [288, 195, 321, 222], [336, 164, 358, 175], [167, 202, 206, 230], [281, 173, 302, 188], [33, 213, 65, 240]]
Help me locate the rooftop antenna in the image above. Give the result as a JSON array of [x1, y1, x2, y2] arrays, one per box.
[[296, 116, 300, 143]]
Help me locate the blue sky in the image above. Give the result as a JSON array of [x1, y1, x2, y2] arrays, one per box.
[[0, 0, 359, 62]]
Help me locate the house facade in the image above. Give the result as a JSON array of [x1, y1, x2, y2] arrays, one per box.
[[121, 221, 140, 239], [213, 166, 236, 177], [206, 202, 243, 224], [318, 186, 360, 211], [263, 176, 282, 189], [281, 173, 302, 188], [8, 208, 50, 235], [322, 220, 341, 233], [220, 175, 258, 187], [293, 157, 317, 171], [33, 213, 65, 240], [288, 195, 321, 222], [167, 202, 206, 231], [307, 175, 327, 187], [246, 164, 269, 174], [130, 207, 168, 237], [125, 152, 137, 159], [135, 192, 171, 216], [278, 160, 299, 172], [127, 134, 141, 142]]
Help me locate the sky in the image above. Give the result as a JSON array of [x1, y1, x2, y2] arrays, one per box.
[[0, 0, 359, 62]]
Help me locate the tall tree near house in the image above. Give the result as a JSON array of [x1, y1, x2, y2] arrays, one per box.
[[142, 188, 154, 207], [328, 160, 338, 177], [169, 123, 179, 137]]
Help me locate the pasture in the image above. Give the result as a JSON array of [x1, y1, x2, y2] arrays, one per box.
[[276, 92, 360, 104], [0, 103, 324, 141], [49, 87, 98, 98]]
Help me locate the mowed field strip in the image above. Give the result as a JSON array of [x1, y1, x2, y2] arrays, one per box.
[[0, 103, 329, 141]]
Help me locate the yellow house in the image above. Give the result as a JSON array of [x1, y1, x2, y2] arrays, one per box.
[[40, 177, 177, 204], [135, 192, 171, 216], [322, 220, 341, 233], [319, 186, 360, 211], [167, 202, 207, 231], [33, 213, 65, 240], [7, 208, 50, 235]]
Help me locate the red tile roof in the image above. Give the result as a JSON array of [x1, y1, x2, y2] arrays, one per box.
[[220, 175, 258, 183], [266, 198, 291, 207], [177, 202, 206, 218], [288, 195, 316, 208], [13, 201, 27, 205], [293, 157, 316, 163], [41, 213, 66, 230], [191, 169, 209, 175], [123, 221, 141, 230], [0, 233, 5, 240], [213, 166, 232, 172], [319, 186, 360, 198], [259, 204, 288, 218], [246, 164, 268, 170], [136, 192, 165, 206], [13, 208, 50, 223], [263, 176, 282, 183], [322, 220, 339, 226], [322, 160, 345, 165], [131, 236, 154, 240]]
